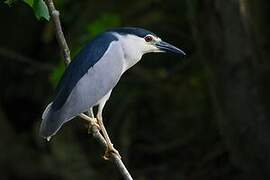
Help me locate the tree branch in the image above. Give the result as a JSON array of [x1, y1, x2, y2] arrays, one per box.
[[44, 0, 133, 179], [45, 0, 71, 66]]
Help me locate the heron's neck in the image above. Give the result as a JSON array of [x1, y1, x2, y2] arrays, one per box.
[[112, 33, 144, 72]]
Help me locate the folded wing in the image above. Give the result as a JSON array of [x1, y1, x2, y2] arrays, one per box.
[[40, 32, 124, 138]]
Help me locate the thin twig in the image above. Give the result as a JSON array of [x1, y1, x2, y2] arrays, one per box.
[[45, 0, 71, 66], [79, 113, 133, 180], [44, 0, 133, 179]]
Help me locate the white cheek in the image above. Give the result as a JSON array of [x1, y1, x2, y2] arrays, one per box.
[[152, 46, 164, 53], [143, 44, 162, 53]]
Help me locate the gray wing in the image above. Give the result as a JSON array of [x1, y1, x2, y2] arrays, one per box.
[[40, 41, 124, 138]]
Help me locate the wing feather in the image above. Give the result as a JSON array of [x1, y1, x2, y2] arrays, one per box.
[[52, 32, 118, 111], [40, 34, 124, 138]]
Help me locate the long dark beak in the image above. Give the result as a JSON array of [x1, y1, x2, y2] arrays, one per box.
[[156, 41, 186, 55]]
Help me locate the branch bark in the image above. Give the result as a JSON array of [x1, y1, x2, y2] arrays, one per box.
[[45, 0, 71, 66], [44, 0, 133, 179]]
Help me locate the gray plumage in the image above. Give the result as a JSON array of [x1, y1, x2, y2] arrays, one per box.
[[40, 27, 185, 139], [40, 40, 123, 137]]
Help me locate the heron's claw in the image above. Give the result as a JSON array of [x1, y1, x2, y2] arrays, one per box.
[[103, 144, 121, 160], [87, 118, 100, 134]]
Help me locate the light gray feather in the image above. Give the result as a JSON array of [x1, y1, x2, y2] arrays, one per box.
[[40, 41, 125, 138]]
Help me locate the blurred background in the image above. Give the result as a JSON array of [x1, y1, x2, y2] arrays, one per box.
[[1, 0, 270, 180]]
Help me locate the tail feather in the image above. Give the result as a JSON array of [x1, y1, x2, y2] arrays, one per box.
[[42, 102, 52, 120], [40, 103, 64, 139]]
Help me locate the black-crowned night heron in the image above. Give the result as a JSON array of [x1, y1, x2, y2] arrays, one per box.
[[40, 27, 185, 158]]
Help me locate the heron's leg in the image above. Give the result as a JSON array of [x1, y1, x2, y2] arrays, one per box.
[[97, 102, 121, 160], [88, 108, 94, 118], [87, 107, 95, 133], [79, 113, 100, 132]]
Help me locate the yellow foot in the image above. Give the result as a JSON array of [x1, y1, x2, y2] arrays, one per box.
[[103, 144, 121, 160], [87, 118, 100, 134]]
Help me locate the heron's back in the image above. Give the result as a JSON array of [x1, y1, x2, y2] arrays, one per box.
[[40, 36, 125, 138]]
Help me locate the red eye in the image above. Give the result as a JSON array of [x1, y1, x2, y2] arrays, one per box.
[[144, 35, 153, 42]]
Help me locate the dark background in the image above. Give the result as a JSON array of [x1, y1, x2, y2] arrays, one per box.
[[1, 0, 270, 180]]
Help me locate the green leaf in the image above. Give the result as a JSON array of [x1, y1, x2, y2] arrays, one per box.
[[23, 0, 33, 6], [32, 0, 50, 20], [22, 0, 50, 20]]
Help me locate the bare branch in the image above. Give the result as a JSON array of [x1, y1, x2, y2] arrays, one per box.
[[44, 0, 133, 179], [45, 0, 71, 65], [79, 114, 133, 180]]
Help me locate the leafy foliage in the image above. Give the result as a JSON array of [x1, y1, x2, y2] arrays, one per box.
[[23, 0, 33, 6], [24, 0, 50, 20], [4, 0, 50, 20]]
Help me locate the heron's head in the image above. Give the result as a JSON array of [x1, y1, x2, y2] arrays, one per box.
[[110, 27, 186, 56]]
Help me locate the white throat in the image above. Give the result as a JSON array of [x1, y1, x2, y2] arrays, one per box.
[[112, 33, 151, 72]]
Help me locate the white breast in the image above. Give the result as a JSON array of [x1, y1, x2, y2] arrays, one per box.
[[112, 33, 145, 73]]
